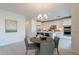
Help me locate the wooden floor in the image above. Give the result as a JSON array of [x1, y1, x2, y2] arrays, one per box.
[[0, 38, 78, 55]]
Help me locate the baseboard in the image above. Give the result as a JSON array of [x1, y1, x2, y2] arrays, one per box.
[[69, 49, 79, 54], [0, 40, 24, 47], [59, 48, 79, 55]]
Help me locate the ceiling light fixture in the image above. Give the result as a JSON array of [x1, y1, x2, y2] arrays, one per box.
[[37, 14, 48, 21]]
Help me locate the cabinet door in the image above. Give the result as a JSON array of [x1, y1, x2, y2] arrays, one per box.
[[63, 19, 71, 26]]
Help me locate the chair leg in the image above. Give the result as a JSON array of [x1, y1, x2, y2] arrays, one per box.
[[25, 50, 27, 55], [57, 48, 59, 55]]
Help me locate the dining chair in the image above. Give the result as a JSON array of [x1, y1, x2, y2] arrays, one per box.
[[39, 42, 55, 55], [39, 37, 55, 55], [24, 37, 40, 55], [54, 36, 60, 55]]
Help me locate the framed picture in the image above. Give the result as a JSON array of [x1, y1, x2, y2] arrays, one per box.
[[5, 19, 17, 32]]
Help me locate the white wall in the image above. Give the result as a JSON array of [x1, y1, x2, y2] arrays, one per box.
[[31, 19, 37, 37], [25, 18, 37, 43], [0, 9, 25, 46], [25, 18, 37, 38], [70, 4, 79, 53], [36, 22, 42, 30], [25, 18, 32, 37]]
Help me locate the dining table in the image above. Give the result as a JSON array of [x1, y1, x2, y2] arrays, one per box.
[[30, 36, 55, 55]]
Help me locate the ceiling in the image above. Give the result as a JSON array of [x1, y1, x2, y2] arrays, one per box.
[[0, 3, 71, 20]]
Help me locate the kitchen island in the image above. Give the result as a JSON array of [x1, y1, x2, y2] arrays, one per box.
[[37, 31, 71, 39]]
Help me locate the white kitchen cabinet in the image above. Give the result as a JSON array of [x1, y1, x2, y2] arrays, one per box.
[[62, 18, 71, 26]]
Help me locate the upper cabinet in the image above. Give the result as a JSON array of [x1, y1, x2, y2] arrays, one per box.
[[62, 18, 71, 26]]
